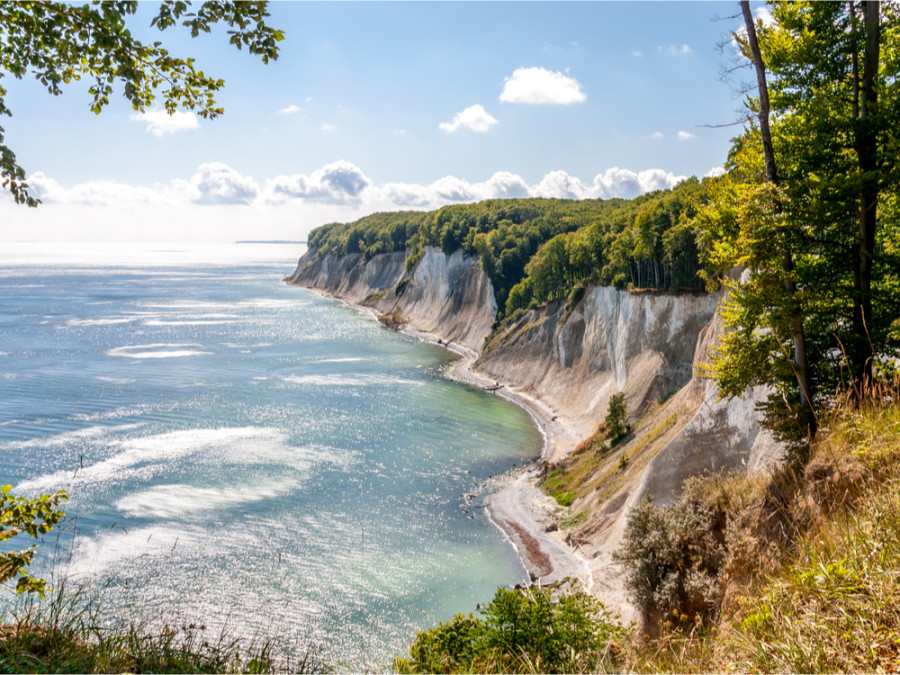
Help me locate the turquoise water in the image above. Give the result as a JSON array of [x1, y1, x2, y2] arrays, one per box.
[[0, 243, 541, 666]]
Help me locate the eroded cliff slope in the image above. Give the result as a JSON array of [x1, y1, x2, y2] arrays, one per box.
[[286, 247, 495, 353]]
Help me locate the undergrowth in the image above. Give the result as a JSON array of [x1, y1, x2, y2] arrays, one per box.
[[625, 377, 900, 673], [394, 582, 629, 674], [0, 581, 328, 674]]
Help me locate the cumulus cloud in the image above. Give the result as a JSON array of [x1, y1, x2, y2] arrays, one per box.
[[534, 170, 589, 199], [651, 131, 664, 140], [27, 172, 162, 206], [130, 109, 200, 138], [594, 167, 684, 198], [21, 162, 687, 223], [705, 166, 726, 178], [264, 160, 371, 205], [279, 104, 302, 114], [180, 163, 260, 205], [321, 122, 337, 132], [755, 6, 774, 26], [439, 104, 499, 133], [374, 171, 533, 208], [677, 130, 697, 141], [499, 67, 586, 105]]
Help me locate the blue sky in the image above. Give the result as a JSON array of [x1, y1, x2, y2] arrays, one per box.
[[0, 1, 757, 243]]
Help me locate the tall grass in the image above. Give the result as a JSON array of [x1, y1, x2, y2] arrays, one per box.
[[627, 376, 900, 673], [0, 578, 329, 673]]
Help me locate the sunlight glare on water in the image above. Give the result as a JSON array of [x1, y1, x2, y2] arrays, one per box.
[[0, 242, 541, 666]]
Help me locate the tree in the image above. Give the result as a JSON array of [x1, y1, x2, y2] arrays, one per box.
[[703, 1, 900, 450], [1, 485, 69, 596], [605, 392, 628, 444], [1, 1, 284, 206]]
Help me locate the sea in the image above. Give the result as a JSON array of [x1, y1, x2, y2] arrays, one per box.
[[0, 242, 542, 667]]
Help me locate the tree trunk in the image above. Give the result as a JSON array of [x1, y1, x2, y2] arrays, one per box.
[[852, 0, 880, 387], [741, 0, 814, 426]]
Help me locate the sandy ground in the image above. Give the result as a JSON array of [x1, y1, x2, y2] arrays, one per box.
[[292, 285, 593, 592]]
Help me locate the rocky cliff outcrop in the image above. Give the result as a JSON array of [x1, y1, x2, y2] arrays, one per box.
[[286, 247, 496, 353], [477, 288, 722, 456]]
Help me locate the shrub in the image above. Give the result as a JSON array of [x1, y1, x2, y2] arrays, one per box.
[[1, 485, 68, 596], [553, 491, 574, 507], [614, 478, 728, 632], [394, 582, 627, 674]]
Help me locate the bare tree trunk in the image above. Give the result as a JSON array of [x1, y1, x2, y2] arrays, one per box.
[[852, 0, 880, 387], [741, 0, 814, 423]]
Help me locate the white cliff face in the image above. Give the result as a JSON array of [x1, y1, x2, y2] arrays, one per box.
[[478, 287, 722, 445], [285, 247, 496, 353], [286, 246, 783, 621]]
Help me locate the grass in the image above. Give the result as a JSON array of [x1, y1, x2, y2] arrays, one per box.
[[625, 377, 900, 673], [0, 581, 328, 674]]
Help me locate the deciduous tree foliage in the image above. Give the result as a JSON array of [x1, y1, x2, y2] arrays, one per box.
[[309, 179, 712, 320], [0, 484, 68, 596], [703, 1, 900, 448], [0, 1, 283, 206]]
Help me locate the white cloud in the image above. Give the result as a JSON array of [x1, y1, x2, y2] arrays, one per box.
[[594, 167, 684, 198], [651, 131, 664, 140], [264, 160, 371, 205], [9, 163, 690, 242], [659, 44, 693, 57], [705, 166, 726, 178], [321, 122, 337, 132], [181, 163, 260, 205], [439, 104, 499, 133], [499, 67, 586, 105], [633, 51, 643, 57], [755, 6, 774, 26], [677, 130, 697, 141], [279, 104, 302, 114], [534, 170, 589, 199], [26, 163, 687, 211], [27, 172, 163, 206], [130, 109, 200, 138]]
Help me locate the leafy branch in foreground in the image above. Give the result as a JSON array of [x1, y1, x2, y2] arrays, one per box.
[[0, 484, 68, 596], [0, 1, 284, 205]]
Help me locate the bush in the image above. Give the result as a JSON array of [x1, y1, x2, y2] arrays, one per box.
[[394, 582, 627, 674], [1, 485, 68, 596], [614, 478, 727, 632]]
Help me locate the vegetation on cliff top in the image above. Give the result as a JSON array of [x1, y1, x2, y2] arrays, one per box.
[[306, 179, 710, 320]]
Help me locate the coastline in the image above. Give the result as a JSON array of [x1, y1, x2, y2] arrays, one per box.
[[289, 282, 594, 594]]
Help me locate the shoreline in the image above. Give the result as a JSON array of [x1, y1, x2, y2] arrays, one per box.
[[288, 282, 594, 593]]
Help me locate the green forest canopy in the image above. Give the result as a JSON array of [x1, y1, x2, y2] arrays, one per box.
[[307, 176, 711, 319]]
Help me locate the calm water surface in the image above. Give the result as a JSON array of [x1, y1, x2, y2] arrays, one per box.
[[0, 242, 541, 666]]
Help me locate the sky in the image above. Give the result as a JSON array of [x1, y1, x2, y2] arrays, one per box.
[[0, 1, 761, 243]]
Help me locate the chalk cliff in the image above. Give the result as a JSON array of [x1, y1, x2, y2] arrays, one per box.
[[286, 247, 495, 353]]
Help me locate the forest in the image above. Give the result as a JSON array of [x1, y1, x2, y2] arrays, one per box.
[[307, 177, 711, 320]]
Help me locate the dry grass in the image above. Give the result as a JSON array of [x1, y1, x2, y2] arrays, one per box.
[[625, 376, 900, 673]]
